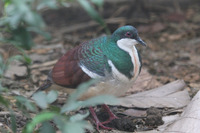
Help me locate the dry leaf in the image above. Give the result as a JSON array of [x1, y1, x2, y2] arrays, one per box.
[[122, 109, 146, 117], [119, 80, 190, 108], [164, 90, 200, 133], [126, 68, 162, 94], [4, 61, 27, 79]]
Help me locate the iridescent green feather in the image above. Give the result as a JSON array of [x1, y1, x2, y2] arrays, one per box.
[[78, 35, 134, 79]]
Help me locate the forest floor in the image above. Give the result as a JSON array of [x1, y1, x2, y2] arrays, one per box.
[[1, 0, 200, 132]]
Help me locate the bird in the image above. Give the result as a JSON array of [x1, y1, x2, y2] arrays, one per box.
[[35, 25, 146, 130]]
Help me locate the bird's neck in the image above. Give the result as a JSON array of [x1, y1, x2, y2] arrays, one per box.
[[116, 38, 141, 81], [102, 38, 136, 81]]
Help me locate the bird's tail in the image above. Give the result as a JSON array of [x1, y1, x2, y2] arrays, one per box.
[[37, 78, 52, 91], [30, 70, 53, 97]]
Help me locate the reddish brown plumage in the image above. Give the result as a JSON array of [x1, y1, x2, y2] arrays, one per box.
[[52, 46, 91, 88]]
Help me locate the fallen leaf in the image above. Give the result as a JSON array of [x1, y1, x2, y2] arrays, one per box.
[[163, 13, 186, 22], [30, 54, 50, 63], [126, 68, 162, 94], [137, 22, 166, 33], [151, 22, 166, 33], [157, 114, 180, 131], [122, 109, 146, 117], [164, 90, 200, 132], [4, 61, 27, 79], [119, 80, 190, 108], [168, 34, 182, 41]]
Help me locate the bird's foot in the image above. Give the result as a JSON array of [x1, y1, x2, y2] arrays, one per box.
[[101, 114, 118, 124], [96, 121, 113, 130], [101, 104, 119, 124], [89, 107, 113, 131]]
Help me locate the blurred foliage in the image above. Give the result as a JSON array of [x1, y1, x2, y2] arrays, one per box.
[[23, 80, 118, 133], [0, 0, 51, 50], [0, 0, 114, 132], [0, 54, 7, 79], [78, 0, 110, 34], [0, 80, 118, 132], [0, 0, 109, 50]]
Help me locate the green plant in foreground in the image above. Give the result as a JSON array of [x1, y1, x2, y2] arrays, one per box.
[[77, 0, 110, 34], [24, 80, 118, 133], [0, 0, 109, 51], [0, 79, 118, 133], [0, 0, 53, 50]]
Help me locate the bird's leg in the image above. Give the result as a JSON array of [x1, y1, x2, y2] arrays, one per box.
[[89, 107, 112, 130], [101, 104, 119, 124]]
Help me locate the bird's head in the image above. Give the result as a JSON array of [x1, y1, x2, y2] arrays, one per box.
[[112, 25, 146, 47]]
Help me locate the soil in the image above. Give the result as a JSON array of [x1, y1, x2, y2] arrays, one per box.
[[1, 0, 200, 132], [90, 106, 163, 132]]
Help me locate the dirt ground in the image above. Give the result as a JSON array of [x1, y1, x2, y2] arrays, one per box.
[[1, 0, 200, 132]]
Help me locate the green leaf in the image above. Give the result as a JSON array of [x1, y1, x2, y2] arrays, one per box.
[[53, 116, 66, 130], [32, 92, 48, 109], [4, 0, 11, 7], [61, 100, 82, 113], [24, 111, 57, 133], [16, 47, 32, 65], [61, 80, 98, 113], [8, 55, 23, 62], [8, 55, 26, 65], [10, 111, 17, 133], [61, 79, 119, 113], [77, 0, 110, 34], [27, 27, 51, 40], [61, 94, 118, 113], [69, 111, 89, 122], [69, 79, 98, 102], [60, 1, 70, 7], [48, 105, 61, 113], [91, 0, 104, 7], [15, 96, 37, 112], [0, 54, 7, 78], [47, 90, 58, 104], [9, 13, 22, 29], [0, 95, 9, 108], [0, 83, 6, 92], [37, 0, 58, 10], [78, 0, 102, 24], [3, 0, 46, 29], [23, 55, 32, 65], [39, 122, 55, 133], [24, 12, 46, 29], [63, 121, 93, 133], [32, 91, 58, 109], [81, 95, 119, 107], [11, 27, 34, 50], [55, 114, 93, 133]]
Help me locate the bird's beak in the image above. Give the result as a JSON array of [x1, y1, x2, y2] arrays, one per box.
[[136, 37, 147, 47]]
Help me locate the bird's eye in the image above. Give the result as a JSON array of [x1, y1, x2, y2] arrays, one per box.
[[125, 32, 131, 37]]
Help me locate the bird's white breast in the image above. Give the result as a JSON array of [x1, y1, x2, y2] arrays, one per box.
[[115, 38, 141, 81]]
